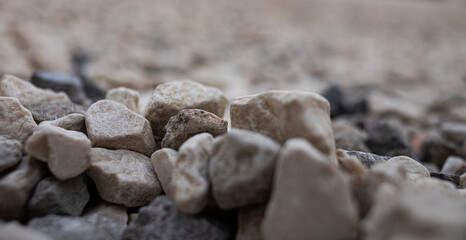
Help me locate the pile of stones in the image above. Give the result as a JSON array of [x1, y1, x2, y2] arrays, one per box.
[[0, 74, 465, 240]]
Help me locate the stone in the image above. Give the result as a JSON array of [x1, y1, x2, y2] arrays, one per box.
[[321, 85, 344, 118], [26, 102, 85, 123], [209, 129, 280, 209], [440, 121, 466, 146], [86, 148, 162, 207], [172, 133, 213, 214], [0, 97, 37, 143], [237, 204, 266, 240], [262, 139, 359, 240], [83, 202, 128, 237], [321, 85, 369, 118], [28, 175, 90, 218], [0, 74, 71, 107], [339, 149, 391, 168], [0, 136, 22, 174], [422, 134, 460, 168], [25, 125, 91, 180], [122, 196, 233, 240], [461, 173, 465, 189], [441, 156, 466, 175], [106, 87, 140, 113], [143, 80, 227, 137], [31, 72, 86, 103], [430, 172, 461, 187], [39, 113, 86, 133], [336, 149, 367, 177], [150, 148, 178, 197], [383, 156, 430, 182], [0, 221, 53, 240], [0, 156, 47, 220], [86, 100, 155, 156], [230, 91, 337, 165], [161, 109, 228, 150], [332, 120, 369, 152]]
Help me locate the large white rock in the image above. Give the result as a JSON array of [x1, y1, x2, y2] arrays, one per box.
[[0, 97, 37, 143], [150, 148, 178, 197]]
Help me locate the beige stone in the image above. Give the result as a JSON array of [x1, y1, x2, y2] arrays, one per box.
[[172, 133, 213, 214], [86, 100, 156, 156], [209, 129, 280, 209], [106, 87, 140, 113], [262, 139, 358, 240], [0, 97, 37, 143], [150, 148, 178, 197], [231, 91, 337, 165], [0, 221, 53, 240], [161, 109, 228, 150], [0, 136, 22, 173], [237, 204, 266, 240], [384, 156, 430, 182], [336, 149, 367, 177], [39, 113, 86, 133], [87, 148, 162, 207], [143, 80, 227, 137], [26, 102, 85, 123]]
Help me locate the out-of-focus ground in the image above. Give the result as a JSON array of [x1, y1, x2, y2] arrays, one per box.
[[1, 0, 466, 101]]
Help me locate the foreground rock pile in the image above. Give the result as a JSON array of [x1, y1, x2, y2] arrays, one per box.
[[1, 73, 466, 240]]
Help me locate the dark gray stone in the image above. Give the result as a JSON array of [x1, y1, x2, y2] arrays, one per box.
[[342, 150, 391, 168], [26, 102, 85, 123], [31, 72, 86, 104], [0, 136, 22, 174]]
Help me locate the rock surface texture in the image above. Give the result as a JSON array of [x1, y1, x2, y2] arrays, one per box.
[[31, 72, 86, 104], [0, 136, 23, 173], [106, 87, 140, 113], [0, 97, 37, 143], [150, 148, 178, 197]]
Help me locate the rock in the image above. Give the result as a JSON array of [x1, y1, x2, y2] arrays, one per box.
[[0, 136, 22, 174], [332, 120, 369, 152], [122, 195, 233, 240], [440, 121, 466, 146], [461, 173, 465, 189], [336, 149, 367, 177], [231, 91, 337, 165], [441, 156, 466, 175], [430, 172, 460, 187], [26, 102, 85, 123], [0, 74, 71, 107], [321, 85, 369, 118], [39, 113, 86, 133], [0, 221, 53, 240], [383, 156, 430, 182], [25, 125, 91, 180], [31, 72, 86, 103], [262, 139, 359, 240], [237, 204, 266, 240], [143, 80, 227, 137], [422, 134, 460, 168], [0, 97, 37, 143], [83, 202, 128, 237], [321, 85, 343, 118], [161, 109, 228, 150], [339, 149, 391, 168], [172, 133, 213, 214], [86, 100, 155, 156], [150, 148, 178, 197], [0, 156, 47, 220], [86, 148, 162, 207], [28, 175, 90, 218], [209, 129, 280, 209], [106, 87, 140, 113]]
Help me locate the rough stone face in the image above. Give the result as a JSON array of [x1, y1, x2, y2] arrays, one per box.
[[230, 91, 337, 165], [26, 102, 85, 123], [441, 156, 466, 175], [86, 100, 156, 156], [333, 120, 369, 152], [28, 175, 90, 218], [237, 204, 266, 240], [143, 80, 227, 137], [172, 133, 213, 214], [340, 149, 391, 168], [0, 97, 37, 143], [262, 139, 359, 240], [25, 125, 91, 180], [86, 148, 162, 207], [31, 72, 86, 103], [209, 129, 280, 209], [161, 109, 228, 150], [39, 113, 86, 133], [0, 136, 22, 173], [0, 221, 53, 240], [0, 156, 47, 220], [383, 156, 430, 182], [122, 196, 233, 240], [106, 87, 140, 113], [150, 148, 178, 197], [83, 202, 128, 237]]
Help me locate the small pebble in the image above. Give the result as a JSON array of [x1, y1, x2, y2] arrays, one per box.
[[106, 87, 140, 113], [0, 136, 22, 174], [150, 148, 178, 197], [26, 102, 85, 123], [31, 72, 86, 103], [384, 156, 430, 182], [0, 97, 37, 143], [441, 156, 466, 175], [0, 221, 52, 240], [39, 113, 86, 133]]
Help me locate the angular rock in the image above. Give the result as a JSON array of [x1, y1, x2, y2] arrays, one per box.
[[231, 91, 337, 165], [0, 97, 37, 143], [26, 102, 85, 123], [26, 125, 91, 180], [172, 133, 213, 214], [83, 202, 128, 237], [262, 139, 359, 240], [441, 156, 466, 175], [383, 156, 430, 182], [210, 129, 280, 209], [339, 149, 391, 168], [28, 175, 90, 218], [86, 148, 162, 207], [122, 196, 232, 240], [150, 148, 178, 197], [106, 87, 140, 113], [143, 80, 227, 137], [31, 72, 86, 103], [39, 113, 86, 133], [0, 136, 22, 174], [161, 109, 228, 150], [237, 204, 266, 240], [0, 156, 47, 220], [333, 120, 369, 152], [0, 221, 52, 240], [86, 100, 155, 156]]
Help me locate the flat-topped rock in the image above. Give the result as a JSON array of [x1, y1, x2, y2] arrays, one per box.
[[31, 72, 86, 103], [150, 148, 178, 197], [0, 97, 37, 143], [106, 87, 140, 113], [0, 136, 22, 174], [39, 113, 86, 133]]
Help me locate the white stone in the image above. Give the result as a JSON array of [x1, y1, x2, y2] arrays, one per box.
[[384, 156, 430, 182], [106, 87, 140, 113], [441, 156, 466, 175], [150, 148, 178, 197], [0, 97, 37, 143]]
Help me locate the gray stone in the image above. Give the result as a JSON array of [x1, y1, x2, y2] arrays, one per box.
[[0, 136, 22, 174], [461, 173, 465, 189], [0, 221, 52, 240], [31, 72, 86, 103], [150, 148, 178, 197], [106, 87, 140, 113], [441, 156, 466, 175], [332, 120, 369, 152], [440, 121, 466, 146], [339, 149, 391, 168], [0, 97, 37, 143], [26, 102, 85, 123], [39, 113, 86, 133], [83, 202, 128, 237], [237, 204, 266, 240]]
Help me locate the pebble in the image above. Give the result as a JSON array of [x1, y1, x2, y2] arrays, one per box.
[[209, 129, 280, 209], [161, 109, 228, 150], [231, 90, 337, 165], [122, 195, 233, 240], [236, 204, 266, 240], [172, 133, 213, 214], [39, 113, 86, 133], [106, 87, 140, 113], [25, 125, 91, 180], [383, 156, 430, 182], [262, 139, 359, 240], [0, 136, 22, 174], [31, 72, 86, 103], [150, 148, 178, 197], [86, 100, 156, 156], [0, 221, 53, 240], [440, 121, 466, 146], [0, 97, 37, 143], [336, 149, 367, 177], [321, 84, 369, 117], [83, 202, 128, 237], [339, 149, 391, 168], [143, 80, 227, 137], [441, 156, 466, 175], [421, 134, 460, 167], [26, 102, 85, 123], [28, 175, 90, 218], [0, 156, 47, 220], [332, 120, 369, 152], [86, 148, 162, 207]]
